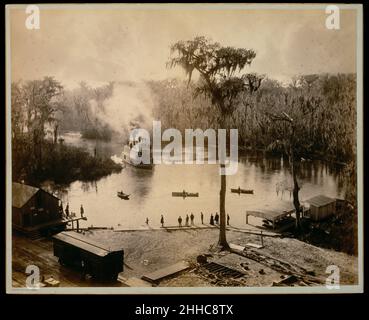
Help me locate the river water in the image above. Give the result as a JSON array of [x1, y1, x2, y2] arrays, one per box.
[[44, 132, 345, 229]]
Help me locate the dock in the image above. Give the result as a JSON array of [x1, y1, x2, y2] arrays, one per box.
[[225, 226, 282, 237], [246, 207, 295, 230], [113, 224, 217, 232]]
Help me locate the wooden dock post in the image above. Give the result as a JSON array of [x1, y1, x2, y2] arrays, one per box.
[[66, 217, 87, 231], [260, 231, 264, 247]]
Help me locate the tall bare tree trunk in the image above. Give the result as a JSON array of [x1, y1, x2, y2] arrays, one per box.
[[290, 148, 301, 229], [217, 114, 230, 250], [54, 124, 59, 144], [218, 165, 230, 249]]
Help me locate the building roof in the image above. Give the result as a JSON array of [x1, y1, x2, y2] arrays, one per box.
[[53, 232, 121, 257], [12, 182, 40, 208], [246, 207, 295, 222], [304, 195, 335, 207]]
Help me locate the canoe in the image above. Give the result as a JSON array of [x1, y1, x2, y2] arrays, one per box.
[[172, 192, 199, 197], [231, 188, 254, 194], [186, 192, 199, 197], [117, 192, 130, 200]]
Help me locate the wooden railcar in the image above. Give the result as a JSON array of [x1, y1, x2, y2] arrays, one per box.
[[53, 232, 124, 281]]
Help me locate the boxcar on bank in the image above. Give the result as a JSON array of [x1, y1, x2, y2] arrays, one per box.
[[53, 232, 124, 281]]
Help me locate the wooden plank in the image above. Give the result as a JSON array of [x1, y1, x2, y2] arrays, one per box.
[[229, 243, 245, 252], [113, 225, 217, 232], [123, 277, 153, 287], [245, 243, 264, 249], [141, 261, 190, 283]]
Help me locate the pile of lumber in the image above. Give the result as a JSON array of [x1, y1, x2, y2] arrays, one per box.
[[231, 248, 322, 286]]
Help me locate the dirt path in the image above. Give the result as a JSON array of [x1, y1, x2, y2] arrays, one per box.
[[12, 229, 358, 288], [85, 228, 358, 286]]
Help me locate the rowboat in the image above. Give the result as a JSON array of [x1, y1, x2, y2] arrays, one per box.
[[231, 187, 254, 194], [172, 191, 199, 198], [117, 191, 130, 200]]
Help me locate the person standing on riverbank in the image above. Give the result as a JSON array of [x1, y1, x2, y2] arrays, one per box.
[[190, 213, 194, 225], [215, 212, 219, 225], [178, 216, 182, 227], [160, 215, 164, 227], [65, 203, 69, 218], [80, 205, 84, 218], [146, 217, 149, 225], [59, 202, 64, 217], [185, 214, 189, 226], [227, 214, 230, 226], [201, 212, 204, 224], [210, 214, 214, 225]]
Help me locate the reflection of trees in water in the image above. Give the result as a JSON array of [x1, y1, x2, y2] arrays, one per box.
[[245, 152, 286, 173], [81, 181, 98, 193], [243, 151, 346, 196], [41, 182, 69, 202], [126, 167, 154, 199], [265, 156, 283, 172]]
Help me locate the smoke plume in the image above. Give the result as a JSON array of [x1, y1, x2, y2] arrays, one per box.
[[96, 81, 154, 137]]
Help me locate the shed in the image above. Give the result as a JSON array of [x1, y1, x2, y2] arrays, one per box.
[[53, 232, 124, 281], [12, 182, 66, 237], [304, 195, 336, 221]]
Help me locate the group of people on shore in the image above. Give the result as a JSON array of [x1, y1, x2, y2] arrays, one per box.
[[145, 212, 231, 228], [59, 202, 85, 219], [209, 212, 230, 226]]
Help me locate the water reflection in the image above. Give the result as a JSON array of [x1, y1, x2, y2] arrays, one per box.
[[47, 133, 346, 230], [49, 157, 343, 230]]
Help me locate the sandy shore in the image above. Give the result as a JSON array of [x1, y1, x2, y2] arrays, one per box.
[[84, 228, 358, 286], [12, 228, 358, 288]]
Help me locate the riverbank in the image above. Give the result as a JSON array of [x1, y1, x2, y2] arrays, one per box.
[[12, 228, 358, 288], [295, 201, 358, 255], [13, 140, 122, 185]]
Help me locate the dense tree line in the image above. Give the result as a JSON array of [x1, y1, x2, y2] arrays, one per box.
[[59, 81, 115, 140], [11, 77, 121, 185], [150, 73, 356, 165], [11, 72, 356, 202], [149, 72, 357, 211]]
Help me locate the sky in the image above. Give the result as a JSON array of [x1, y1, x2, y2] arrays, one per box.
[[9, 4, 358, 88]]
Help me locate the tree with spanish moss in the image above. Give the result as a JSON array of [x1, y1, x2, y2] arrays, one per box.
[[264, 91, 323, 229], [168, 36, 260, 249]]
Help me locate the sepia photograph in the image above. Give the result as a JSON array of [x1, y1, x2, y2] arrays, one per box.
[[5, 3, 363, 294]]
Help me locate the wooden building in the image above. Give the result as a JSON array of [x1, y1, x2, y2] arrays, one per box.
[[304, 195, 336, 221], [53, 232, 124, 281], [12, 182, 66, 238]]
